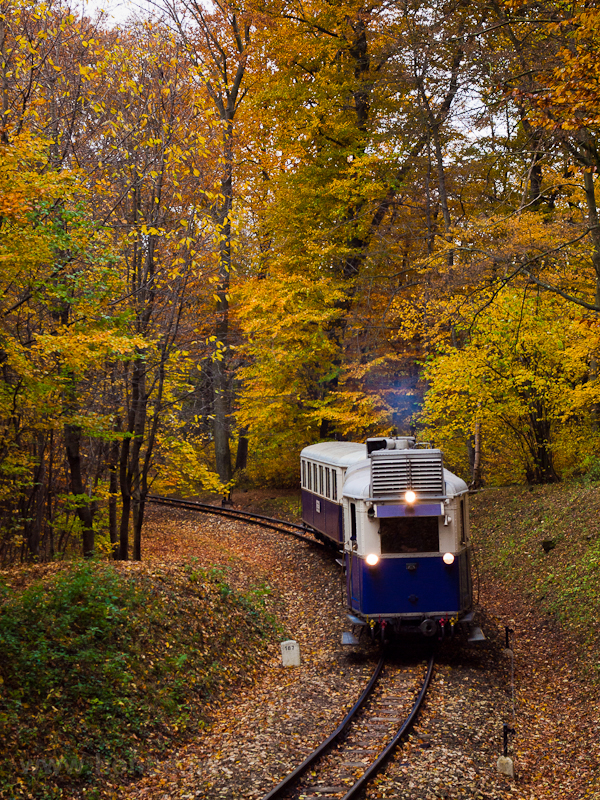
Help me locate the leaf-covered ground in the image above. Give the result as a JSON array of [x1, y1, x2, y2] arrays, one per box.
[[2, 484, 600, 799], [470, 484, 600, 799]]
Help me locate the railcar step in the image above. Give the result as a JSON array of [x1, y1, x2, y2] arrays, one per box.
[[468, 626, 486, 642], [347, 614, 367, 626], [342, 631, 360, 645]]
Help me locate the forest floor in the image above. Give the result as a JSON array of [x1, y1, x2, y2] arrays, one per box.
[[2, 485, 600, 800], [122, 486, 600, 800]]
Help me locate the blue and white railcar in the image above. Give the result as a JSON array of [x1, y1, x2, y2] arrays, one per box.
[[300, 437, 473, 638]]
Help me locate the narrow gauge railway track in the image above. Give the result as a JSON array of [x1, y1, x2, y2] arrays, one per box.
[[147, 494, 322, 546], [262, 654, 435, 800]]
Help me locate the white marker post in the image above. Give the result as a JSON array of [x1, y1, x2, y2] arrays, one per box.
[[280, 640, 301, 667]]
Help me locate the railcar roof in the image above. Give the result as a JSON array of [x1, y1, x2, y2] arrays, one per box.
[[444, 471, 469, 496], [300, 441, 366, 468]]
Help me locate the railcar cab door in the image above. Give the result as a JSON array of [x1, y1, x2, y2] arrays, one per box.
[[342, 492, 381, 611], [347, 501, 360, 605]]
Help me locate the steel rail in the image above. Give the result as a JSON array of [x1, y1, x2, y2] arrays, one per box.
[[149, 495, 435, 798], [261, 656, 386, 800], [147, 494, 322, 546], [340, 652, 435, 800]]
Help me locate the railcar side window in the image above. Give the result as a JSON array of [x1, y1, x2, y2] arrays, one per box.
[[350, 503, 357, 541], [460, 499, 467, 544], [301, 460, 306, 489], [319, 465, 324, 495], [332, 471, 337, 501], [379, 517, 439, 553], [313, 464, 318, 492], [325, 468, 331, 498], [307, 462, 311, 490]]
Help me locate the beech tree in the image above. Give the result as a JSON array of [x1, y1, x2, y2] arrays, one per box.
[[231, 0, 484, 481], [0, 4, 223, 560], [154, 0, 257, 484], [5, 0, 600, 561], [0, 129, 140, 560], [420, 288, 599, 484]]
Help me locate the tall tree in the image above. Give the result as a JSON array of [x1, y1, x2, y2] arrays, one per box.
[[156, 0, 255, 484]]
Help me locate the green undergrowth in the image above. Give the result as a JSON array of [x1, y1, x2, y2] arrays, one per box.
[[471, 482, 600, 674], [0, 560, 279, 799], [239, 493, 302, 521]]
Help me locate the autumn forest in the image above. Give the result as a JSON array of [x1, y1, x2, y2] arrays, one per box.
[[2, 0, 600, 561]]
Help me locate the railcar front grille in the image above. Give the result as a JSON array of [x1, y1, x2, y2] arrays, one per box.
[[370, 450, 444, 497]]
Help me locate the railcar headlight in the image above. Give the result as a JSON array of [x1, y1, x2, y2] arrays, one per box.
[[366, 553, 379, 566], [404, 490, 417, 504], [443, 552, 455, 565]]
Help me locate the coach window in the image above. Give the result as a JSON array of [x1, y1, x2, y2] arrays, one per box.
[[325, 468, 331, 498], [301, 460, 306, 489], [313, 463, 318, 493], [332, 471, 337, 501], [319, 465, 324, 495], [350, 503, 357, 541]]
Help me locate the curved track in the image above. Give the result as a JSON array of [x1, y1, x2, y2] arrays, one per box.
[[147, 494, 322, 546], [262, 654, 435, 800]]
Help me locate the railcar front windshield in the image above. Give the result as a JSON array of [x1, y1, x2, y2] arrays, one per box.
[[379, 517, 439, 553]]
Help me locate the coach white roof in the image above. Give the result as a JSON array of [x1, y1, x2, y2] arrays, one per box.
[[301, 441, 367, 469]]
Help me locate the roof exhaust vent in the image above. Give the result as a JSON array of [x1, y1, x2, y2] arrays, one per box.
[[366, 437, 415, 455]]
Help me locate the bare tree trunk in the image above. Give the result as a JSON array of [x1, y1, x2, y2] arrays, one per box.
[[470, 422, 482, 489], [128, 359, 147, 560], [235, 428, 248, 472], [118, 356, 148, 560], [583, 167, 600, 306], [212, 108, 235, 484], [118, 364, 135, 561], [582, 166, 600, 425], [108, 426, 120, 559], [46, 430, 55, 559], [64, 422, 95, 557]]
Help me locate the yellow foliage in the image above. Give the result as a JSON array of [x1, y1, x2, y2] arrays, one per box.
[[154, 438, 233, 497], [419, 288, 600, 484]]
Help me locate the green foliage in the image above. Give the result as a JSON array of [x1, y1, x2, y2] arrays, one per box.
[[0, 132, 142, 558], [235, 268, 394, 485], [0, 562, 277, 796], [235, 271, 344, 484]]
